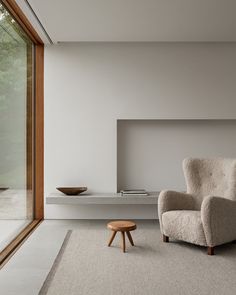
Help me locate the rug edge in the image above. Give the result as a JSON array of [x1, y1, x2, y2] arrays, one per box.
[[38, 230, 73, 295]]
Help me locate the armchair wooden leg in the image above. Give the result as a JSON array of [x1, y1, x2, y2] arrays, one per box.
[[163, 235, 169, 243], [207, 246, 214, 255]]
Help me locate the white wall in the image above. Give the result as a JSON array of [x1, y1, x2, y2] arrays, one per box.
[[45, 42, 236, 219], [117, 120, 236, 192]]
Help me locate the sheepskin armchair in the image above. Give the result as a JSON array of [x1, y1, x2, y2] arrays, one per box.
[[158, 158, 236, 255]]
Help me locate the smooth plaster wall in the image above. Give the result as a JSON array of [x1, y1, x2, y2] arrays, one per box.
[[44, 42, 236, 219], [117, 120, 236, 192]]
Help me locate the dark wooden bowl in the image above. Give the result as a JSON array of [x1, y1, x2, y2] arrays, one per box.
[[56, 187, 87, 195], [0, 187, 9, 192]]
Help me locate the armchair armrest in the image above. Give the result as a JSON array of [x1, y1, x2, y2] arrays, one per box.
[[158, 190, 195, 212], [201, 196, 236, 246], [158, 190, 195, 233]]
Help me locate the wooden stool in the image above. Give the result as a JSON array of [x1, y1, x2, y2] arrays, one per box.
[[107, 220, 137, 253]]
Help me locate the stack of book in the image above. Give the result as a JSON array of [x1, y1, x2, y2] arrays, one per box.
[[120, 189, 148, 196]]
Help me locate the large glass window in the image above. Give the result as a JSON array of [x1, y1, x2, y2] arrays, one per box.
[[0, 4, 34, 251]]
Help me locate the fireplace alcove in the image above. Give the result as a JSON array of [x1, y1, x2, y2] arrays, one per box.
[[117, 119, 236, 192], [47, 119, 236, 217]]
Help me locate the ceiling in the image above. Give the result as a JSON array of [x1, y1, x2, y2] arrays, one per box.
[[18, 0, 236, 43]]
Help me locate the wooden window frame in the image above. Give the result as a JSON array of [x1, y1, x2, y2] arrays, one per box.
[[0, 0, 44, 266]]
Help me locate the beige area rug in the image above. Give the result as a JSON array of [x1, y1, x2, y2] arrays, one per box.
[[39, 223, 236, 295]]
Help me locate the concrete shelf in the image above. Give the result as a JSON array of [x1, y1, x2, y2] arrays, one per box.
[[46, 192, 159, 205]]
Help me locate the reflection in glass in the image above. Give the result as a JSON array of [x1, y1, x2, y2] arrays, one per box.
[[0, 4, 34, 251]]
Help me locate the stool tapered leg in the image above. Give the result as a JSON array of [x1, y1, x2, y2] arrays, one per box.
[[121, 231, 126, 253], [126, 231, 134, 246], [108, 231, 117, 247]]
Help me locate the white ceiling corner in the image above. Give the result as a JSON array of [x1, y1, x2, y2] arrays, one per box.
[[18, 0, 236, 43]]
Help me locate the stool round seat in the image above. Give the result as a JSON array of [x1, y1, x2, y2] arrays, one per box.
[[107, 220, 137, 253], [107, 220, 136, 232]]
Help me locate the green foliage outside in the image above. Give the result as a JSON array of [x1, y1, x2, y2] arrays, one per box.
[[0, 4, 32, 187]]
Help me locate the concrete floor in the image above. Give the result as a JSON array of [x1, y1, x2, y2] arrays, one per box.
[[0, 190, 29, 219], [0, 220, 132, 295], [0, 189, 34, 252], [0, 220, 30, 251]]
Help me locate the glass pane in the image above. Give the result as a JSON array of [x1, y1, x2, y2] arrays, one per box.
[[0, 4, 34, 251]]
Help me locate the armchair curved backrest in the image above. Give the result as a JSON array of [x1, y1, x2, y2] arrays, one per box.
[[183, 158, 236, 208]]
